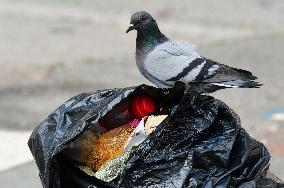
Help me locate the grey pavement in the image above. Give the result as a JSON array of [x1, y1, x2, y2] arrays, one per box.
[[0, 0, 283, 187], [0, 162, 41, 188]]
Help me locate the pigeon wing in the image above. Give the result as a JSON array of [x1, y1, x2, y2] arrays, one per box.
[[144, 40, 261, 90], [143, 40, 203, 86]]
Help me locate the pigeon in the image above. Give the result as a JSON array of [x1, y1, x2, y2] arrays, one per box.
[[126, 11, 261, 92]]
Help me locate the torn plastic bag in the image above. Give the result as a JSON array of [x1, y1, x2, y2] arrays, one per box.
[[28, 84, 283, 188]]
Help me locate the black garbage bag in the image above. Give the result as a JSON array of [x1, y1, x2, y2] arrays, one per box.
[[28, 84, 283, 188]]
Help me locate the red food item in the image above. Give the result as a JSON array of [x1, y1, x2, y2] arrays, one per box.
[[131, 96, 155, 119], [98, 96, 155, 130]]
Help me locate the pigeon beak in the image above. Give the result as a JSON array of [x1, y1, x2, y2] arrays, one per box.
[[126, 24, 135, 33]]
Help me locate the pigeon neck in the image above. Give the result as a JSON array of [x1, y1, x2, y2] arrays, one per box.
[[136, 27, 168, 54]]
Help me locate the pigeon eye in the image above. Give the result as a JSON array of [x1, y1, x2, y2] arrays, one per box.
[[139, 18, 145, 23]]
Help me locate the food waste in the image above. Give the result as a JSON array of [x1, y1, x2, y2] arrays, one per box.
[[64, 95, 168, 181]]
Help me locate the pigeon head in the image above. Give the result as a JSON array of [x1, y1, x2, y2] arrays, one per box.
[[126, 11, 158, 34], [127, 11, 169, 54]]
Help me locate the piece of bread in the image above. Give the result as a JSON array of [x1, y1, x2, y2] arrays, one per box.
[[80, 124, 135, 171], [144, 115, 167, 134]]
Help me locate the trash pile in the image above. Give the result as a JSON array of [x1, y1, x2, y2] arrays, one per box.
[[28, 84, 283, 188]]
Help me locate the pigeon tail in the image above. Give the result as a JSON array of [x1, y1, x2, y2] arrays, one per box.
[[229, 67, 258, 80], [212, 80, 262, 88], [187, 80, 262, 94]]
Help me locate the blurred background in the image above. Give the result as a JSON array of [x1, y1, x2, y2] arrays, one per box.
[[0, 0, 283, 187]]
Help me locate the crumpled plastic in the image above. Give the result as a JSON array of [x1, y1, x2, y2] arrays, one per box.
[[124, 115, 167, 152], [28, 84, 283, 188], [124, 117, 148, 152]]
